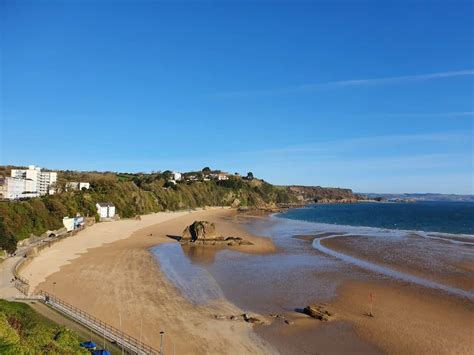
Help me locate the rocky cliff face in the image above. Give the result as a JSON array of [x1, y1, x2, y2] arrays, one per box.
[[288, 186, 360, 203]]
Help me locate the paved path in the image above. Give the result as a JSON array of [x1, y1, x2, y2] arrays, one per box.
[[0, 256, 22, 299]]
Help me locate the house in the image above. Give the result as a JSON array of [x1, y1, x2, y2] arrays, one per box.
[[171, 172, 182, 181], [96, 202, 116, 219], [0, 178, 5, 199], [209, 172, 229, 181], [186, 175, 198, 182], [217, 173, 229, 181], [66, 182, 90, 191], [10, 165, 57, 196]]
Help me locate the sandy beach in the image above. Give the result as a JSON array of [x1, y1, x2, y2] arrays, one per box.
[[18, 208, 474, 354], [20, 208, 277, 354]]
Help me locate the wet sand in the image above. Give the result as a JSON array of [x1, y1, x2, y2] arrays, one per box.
[[322, 233, 474, 292]]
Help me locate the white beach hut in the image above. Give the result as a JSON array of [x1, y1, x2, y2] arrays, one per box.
[[96, 202, 116, 219]]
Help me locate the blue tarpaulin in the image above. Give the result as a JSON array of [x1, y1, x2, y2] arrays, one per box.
[[93, 350, 111, 355], [80, 341, 97, 349]]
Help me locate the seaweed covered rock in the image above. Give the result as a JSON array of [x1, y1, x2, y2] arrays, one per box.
[[182, 221, 218, 242]]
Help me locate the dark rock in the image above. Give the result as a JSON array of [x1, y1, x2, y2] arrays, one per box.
[[225, 236, 243, 241], [182, 221, 217, 242], [303, 305, 333, 321], [242, 313, 263, 324]]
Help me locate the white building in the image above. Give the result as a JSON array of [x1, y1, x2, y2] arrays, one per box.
[[96, 202, 116, 219], [11, 165, 57, 196], [66, 182, 90, 191], [4, 177, 39, 200], [217, 173, 229, 181], [62, 215, 85, 232], [171, 172, 182, 181]]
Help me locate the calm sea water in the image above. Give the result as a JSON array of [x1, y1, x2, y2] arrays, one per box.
[[276, 201, 474, 235]]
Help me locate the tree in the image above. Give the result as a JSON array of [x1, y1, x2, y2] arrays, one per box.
[[247, 172, 254, 180], [202, 167, 211, 174], [0, 218, 17, 254], [162, 170, 173, 181]]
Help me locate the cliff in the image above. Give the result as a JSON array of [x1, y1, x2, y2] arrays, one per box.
[[288, 185, 360, 203]]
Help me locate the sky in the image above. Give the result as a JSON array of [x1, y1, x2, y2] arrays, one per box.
[[1, 0, 473, 194]]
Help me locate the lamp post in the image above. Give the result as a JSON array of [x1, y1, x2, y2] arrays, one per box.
[[139, 318, 143, 343], [119, 312, 124, 355], [159, 331, 165, 355]]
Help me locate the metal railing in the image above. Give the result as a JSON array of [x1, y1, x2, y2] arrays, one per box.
[[38, 290, 158, 355], [11, 228, 81, 296], [11, 257, 30, 295]]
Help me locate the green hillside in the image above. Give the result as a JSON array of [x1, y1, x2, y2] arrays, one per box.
[[0, 300, 87, 354], [0, 168, 359, 252], [0, 171, 298, 249]]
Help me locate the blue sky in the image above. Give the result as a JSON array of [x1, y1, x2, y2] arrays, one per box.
[[1, 0, 473, 194]]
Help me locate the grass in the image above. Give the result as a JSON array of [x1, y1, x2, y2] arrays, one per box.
[[0, 300, 88, 354]]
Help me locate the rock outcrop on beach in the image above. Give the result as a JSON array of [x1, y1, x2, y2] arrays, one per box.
[[303, 305, 333, 321], [181, 221, 253, 246], [214, 313, 264, 325], [182, 221, 218, 241]]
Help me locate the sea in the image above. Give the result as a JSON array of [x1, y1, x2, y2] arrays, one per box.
[[277, 201, 474, 235]]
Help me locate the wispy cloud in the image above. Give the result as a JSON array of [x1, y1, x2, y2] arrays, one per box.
[[229, 131, 471, 157], [213, 69, 474, 98]]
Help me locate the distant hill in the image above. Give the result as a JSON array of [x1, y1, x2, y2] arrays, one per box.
[[361, 192, 474, 202], [289, 185, 360, 203]]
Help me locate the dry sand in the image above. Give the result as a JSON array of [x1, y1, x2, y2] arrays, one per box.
[[20, 208, 277, 354], [22, 209, 191, 290]]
